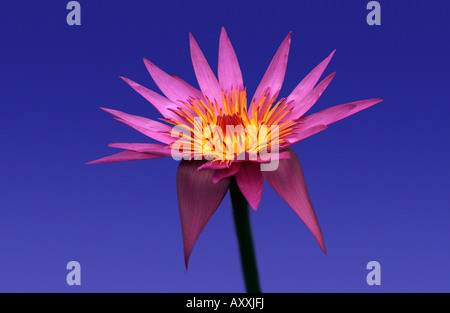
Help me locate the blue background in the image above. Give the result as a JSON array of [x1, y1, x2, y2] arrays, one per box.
[[0, 0, 449, 292]]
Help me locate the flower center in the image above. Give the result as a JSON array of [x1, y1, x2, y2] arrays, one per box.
[[166, 89, 297, 163]]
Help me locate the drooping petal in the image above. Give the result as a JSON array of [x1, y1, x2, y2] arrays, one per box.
[[285, 50, 335, 107], [213, 162, 241, 183], [262, 149, 326, 253], [119, 76, 180, 120], [86, 150, 163, 164], [177, 160, 231, 268], [189, 33, 223, 107], [143, 58, 204, 102], [284, 72, 336, 121], [250, 32, 292, 113], [299, 99, 383, 127], [101, 108, 174, 144], [218, 27, 243, 93], [108, 143, 172, 156], [235, 162, 264, 211]]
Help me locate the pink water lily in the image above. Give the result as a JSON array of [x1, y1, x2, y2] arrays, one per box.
[[89, 27, 382, 269]]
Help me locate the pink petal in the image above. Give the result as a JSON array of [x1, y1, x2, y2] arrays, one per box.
[[213, 162, 241, 183], [119, 76, 179, 120], [299, 99, 383, 127], [177, 160, 231, 268], [285, 50, 335, 107], [281, 124, 329, 149], [253, 150, 292, 163], [285, 72, 336, 121], [218, 27, 243, 93], [86, 150, 163, 164], [101, 108, 174, 144], [262, 149, 326, 253], [197, 161, 230, 171], [189, 33, 223, 107], [108, 143, 172, 156], [250, 32, 292, 114], [235, 162, 264, 211], [143, 58, 204, 102], [282, 99, 383, 147]]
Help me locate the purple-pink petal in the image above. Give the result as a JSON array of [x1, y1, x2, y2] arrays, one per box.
[[285, 50, 335, 107], [86, 150, 163, 164], [235, 162, 264, 211], [299, 99, 383, 127], [119, 76, 180, 121], [250, 32, 292, 114], [262, 149, 326, 253], [281, 124, 329, 149], [284, 72, 336, 121], [143, 58, 204, 102], [108, 143, 172, 156], [101, 107, 174, 144], [218, 27, 244, 93], [189, 33, 223, 107], [213, 162, 241, 183], [177, 160, 231, 268], [197, 160, 230, 171]]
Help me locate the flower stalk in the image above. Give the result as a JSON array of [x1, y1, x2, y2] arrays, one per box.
[[230, 177, 261, 293]]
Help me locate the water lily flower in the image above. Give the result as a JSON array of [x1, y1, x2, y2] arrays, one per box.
[[89, 27, 382, 280]]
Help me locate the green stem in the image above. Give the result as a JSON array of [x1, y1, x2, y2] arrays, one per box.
[[229, 177, 261, 293]]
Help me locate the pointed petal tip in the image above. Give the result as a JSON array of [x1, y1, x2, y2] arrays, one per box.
[[262, 149, 327, 256], [286, 31, 292, 41], [119, 76, 131, 83], [325, 71, 337, 81], [143, 57, 152, 67], [284, 31, 292, 43], [366, 98, 384, 107], [177, 160, 232, 273], [325, 50, 336, 62], [107, 143, 123, 149], [360, 98, 384, 106], [119, 76, 133, 86], [249, 200, 261, 212], [99, 107, 117, 116]]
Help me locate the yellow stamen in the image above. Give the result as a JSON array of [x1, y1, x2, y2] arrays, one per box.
[[166, 89, 296, 161]]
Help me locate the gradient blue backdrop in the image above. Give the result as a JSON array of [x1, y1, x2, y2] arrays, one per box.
[[1, 0, 449, 292]]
